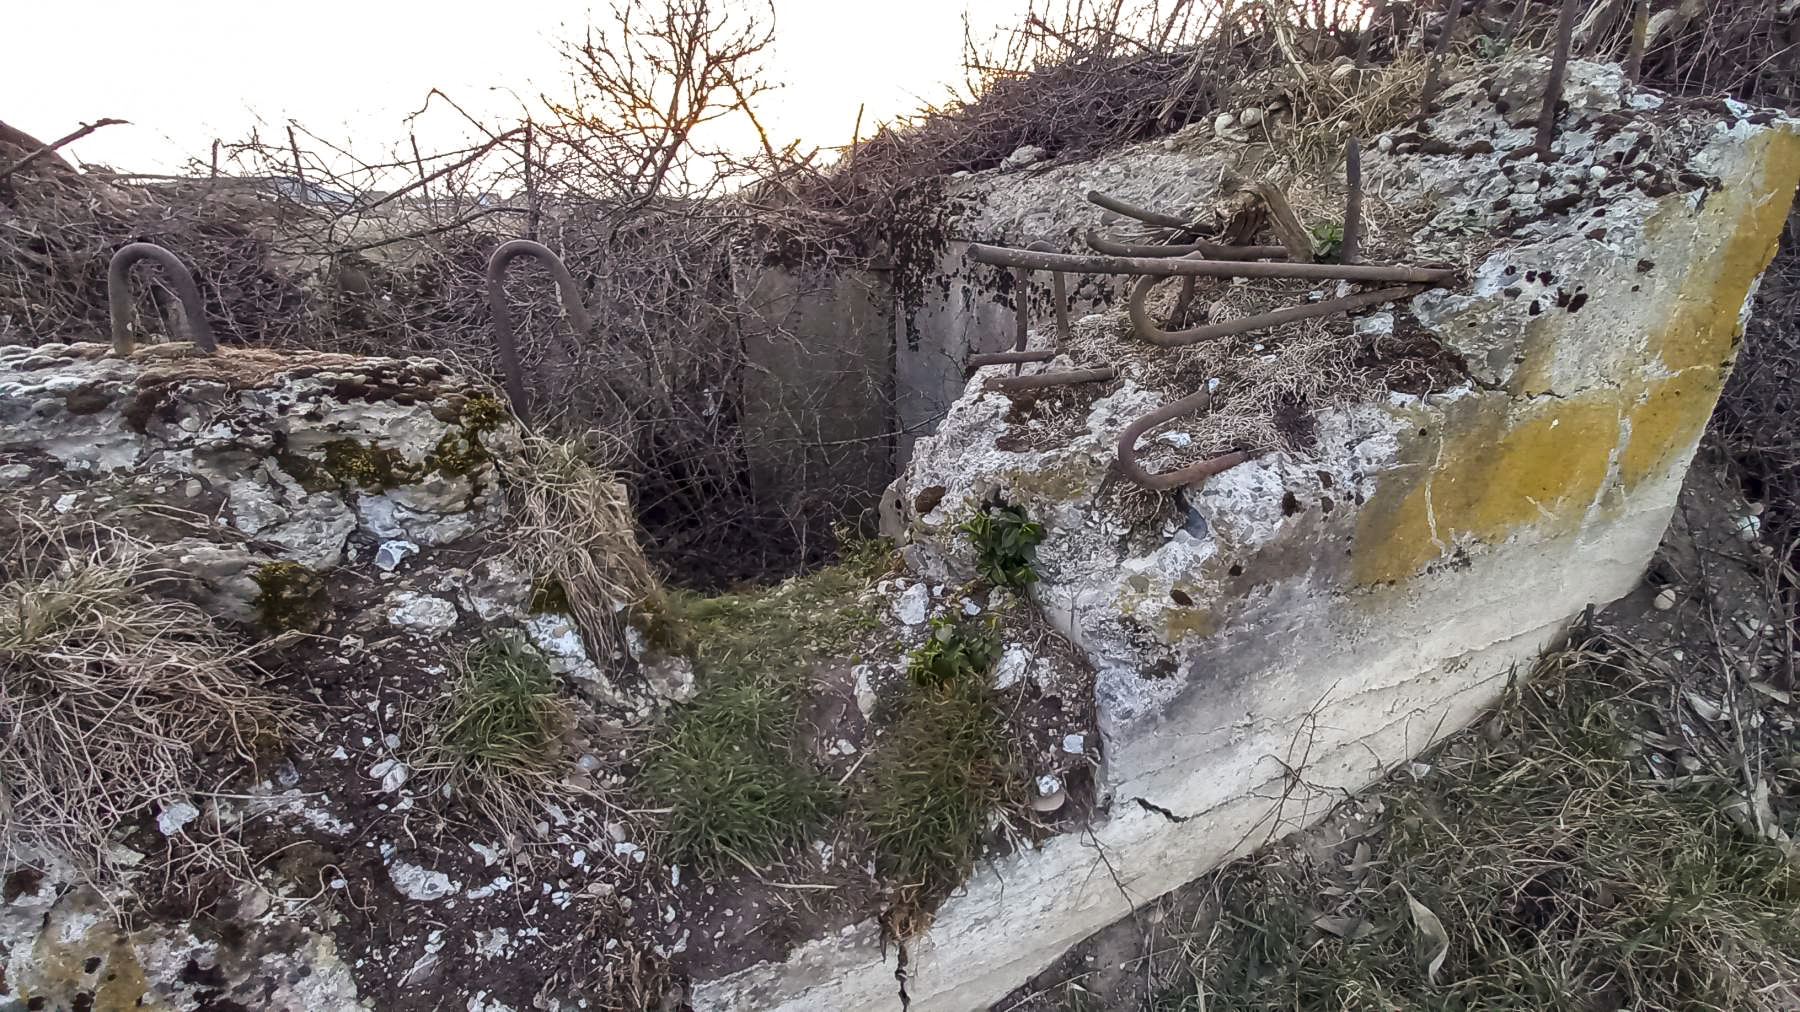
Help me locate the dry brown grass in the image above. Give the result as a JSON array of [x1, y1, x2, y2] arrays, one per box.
[[496, 433, 665, 663], [0, 513, 279, 883]]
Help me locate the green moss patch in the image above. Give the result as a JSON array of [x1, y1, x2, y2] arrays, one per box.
[[251, 561, 332, 633], [320, 438, 403, 489]]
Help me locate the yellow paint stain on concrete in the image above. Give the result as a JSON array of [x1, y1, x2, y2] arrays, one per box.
[[24, 918, 167, 1012], [1353, 394, 1622, 585], [1619, 366, 1724, 491], [1352, 126, 1800, 587], [1650, 130, 1800, 373]]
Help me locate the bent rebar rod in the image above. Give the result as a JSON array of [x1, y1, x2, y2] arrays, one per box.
[[108, 243, 217, 354], [1083, 229, 1288, 262], [1129, 281, 1426, 347], [983, 366, 1118, 392], [486, 239, 596, 424], [966, 243, 1457, 284], [1085, 190, 1196, 231], [1116, 389, 1256, 491]]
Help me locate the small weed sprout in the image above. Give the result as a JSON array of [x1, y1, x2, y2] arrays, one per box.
[[960, 504, 1044, 588], [1311, 220, 1345, 262], [418, 638, 575, 830], [906, 617, 1002, 690]]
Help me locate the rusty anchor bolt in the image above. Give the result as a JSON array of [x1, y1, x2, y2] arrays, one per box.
[[107, 243, 218, 355], [1115, 389, 1255, 491]]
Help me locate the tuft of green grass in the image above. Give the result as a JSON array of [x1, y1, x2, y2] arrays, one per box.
[[638, 676, 839, 873], [860, 674, 1025, 938], [961, 504, 1044, 588], [422, 638, 572, 828], [640, 547, 891, 872], [1158, 648, 1800, 1012]]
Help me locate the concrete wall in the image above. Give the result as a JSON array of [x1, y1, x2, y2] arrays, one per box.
[[694, 61, 1800, 1011]]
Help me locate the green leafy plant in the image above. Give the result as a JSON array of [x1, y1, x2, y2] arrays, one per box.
[[1312, 220, 1345, 262], [906, 617, 1002, 690], [960, 504, 1044, 587]]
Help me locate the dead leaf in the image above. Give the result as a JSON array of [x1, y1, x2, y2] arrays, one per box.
[[1747, 681, 1792, 705], [1402, 886, 1450, 984], [1684, 691, 1724, 721], [1312, 913, 1367, 938]]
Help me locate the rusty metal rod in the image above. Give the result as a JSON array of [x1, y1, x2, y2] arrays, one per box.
[[1536, 0, 1580, 163], [1418, 0, 1463, 120], [1085, 190, 1194, 230], [108, 243, 218, 355], [1342, 137, 1364, 266], [1083, 229, 1289, 261], [1010, 267, 1031, 352], [970, 349, 1058, 367], [1116, 389, 1255, 491], [1624, 0, 1649, 84], [985, 367, 1118, 392], [1049, 268, 1071, 346], [1129, 280, 1425, 347], [968, 243, 1457, 283], [486, 239, 596, 424]]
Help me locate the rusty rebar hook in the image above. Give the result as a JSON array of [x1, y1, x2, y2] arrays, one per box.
[[1116, 389, 1255, 491], [486, 239, 597, 424], [107, 243, 217, 355], [1128, 281, 1426, 347]]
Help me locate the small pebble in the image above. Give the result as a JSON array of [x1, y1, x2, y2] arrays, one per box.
[[1653, 587, 1677, 610]]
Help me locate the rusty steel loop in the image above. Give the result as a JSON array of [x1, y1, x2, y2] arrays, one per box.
[[983, 366, 1118, 392], [1083, 229, 1289, 262], [966, 243, 1458, 284], [1342, 137, 1364, 267], [969, 349, 1058, 368], [1129, 281, 1426, 347], [107, 243, 218, 355], [1116, 389, 1256, 491], [1084, 189, 1197, 231], [486, 239, 596, 424]]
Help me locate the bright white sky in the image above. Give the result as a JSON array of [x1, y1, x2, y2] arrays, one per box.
[[7, 0, 1024, 179]]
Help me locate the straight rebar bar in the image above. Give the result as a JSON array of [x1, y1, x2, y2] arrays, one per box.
[[486, 239, 597, 424], [1010, 267, 1031, 352], [1342, 137, 1364, 266], [1624, 0, 1649, 84], [1116, 389, 1255, 491], [1085, 190, 1195, 230], [107, 243, 218, 355], [1084, 229, 1288, 261], [969, 349, 1057, 367], [985, 367, 1119, 392], [1419, 0, 1464, 120], [968, 243, 1457, 284], [1536, 0, 1580, 162], [1129, 281, 1425, 347]]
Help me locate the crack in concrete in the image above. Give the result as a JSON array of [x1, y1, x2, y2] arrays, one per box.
[[1132, 797, 1191, 822]]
